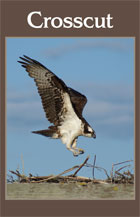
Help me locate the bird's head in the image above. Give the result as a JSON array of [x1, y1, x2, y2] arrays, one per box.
[[83, 123, 96, 138]]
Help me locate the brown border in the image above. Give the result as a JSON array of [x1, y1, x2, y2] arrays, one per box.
[[0, 1, 140, 217]]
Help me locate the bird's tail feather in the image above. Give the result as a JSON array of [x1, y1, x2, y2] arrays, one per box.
[[32, 126, 59, 138]]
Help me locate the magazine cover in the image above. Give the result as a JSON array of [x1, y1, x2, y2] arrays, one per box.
[[0, 0, 140, 216]]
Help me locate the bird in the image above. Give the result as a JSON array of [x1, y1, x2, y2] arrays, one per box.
[[18, 55, 96, 156]]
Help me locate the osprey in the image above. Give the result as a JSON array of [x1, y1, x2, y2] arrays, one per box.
[[18, 55, 96, 156]]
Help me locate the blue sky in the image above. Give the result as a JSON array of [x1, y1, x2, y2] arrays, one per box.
[[7, 37, 134, 179]]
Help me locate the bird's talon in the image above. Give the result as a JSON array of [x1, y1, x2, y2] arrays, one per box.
[[73, 152, 79, 157], [79, 148, 84, 154], [73, 149, 84, 156]]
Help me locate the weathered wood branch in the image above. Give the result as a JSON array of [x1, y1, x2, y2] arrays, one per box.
[[72, 155, 90, 177], [9, 170, 22, 178], [32, 165, 80, 183]]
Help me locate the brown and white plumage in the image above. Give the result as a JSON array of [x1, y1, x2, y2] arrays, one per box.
[[18, 55, 96, 156]]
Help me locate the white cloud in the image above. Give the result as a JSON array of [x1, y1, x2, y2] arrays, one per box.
[[42, 40, 132, 58], [7, 82, 134, 140], [85, 99, 133, 118]]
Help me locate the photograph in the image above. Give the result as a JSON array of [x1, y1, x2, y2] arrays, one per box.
[[6, 37, 134, 200]]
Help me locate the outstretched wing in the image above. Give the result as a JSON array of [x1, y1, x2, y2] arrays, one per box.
[[18, 55, 69, 125], [68, 87, 87, 116]]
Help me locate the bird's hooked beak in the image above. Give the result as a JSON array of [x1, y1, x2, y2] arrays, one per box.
[[92, 131, 96, 139]]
